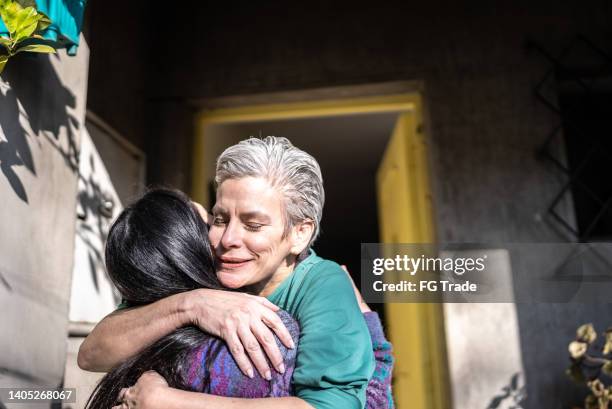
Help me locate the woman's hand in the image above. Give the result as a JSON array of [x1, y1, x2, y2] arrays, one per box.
[[186, 289, 294, 380], [113, 371, 169, 409]]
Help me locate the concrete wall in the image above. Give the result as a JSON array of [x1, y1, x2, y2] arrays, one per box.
[[0, 38, 89, 400], [85, 0, 195, 192], [83, 0, 147, 151]]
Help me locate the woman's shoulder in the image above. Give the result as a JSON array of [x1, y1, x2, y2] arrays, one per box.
[[290, 259, 360, 317], [270, 252, 357, 317], [302, 258, 353, 292], [297, 252, 345, 281]]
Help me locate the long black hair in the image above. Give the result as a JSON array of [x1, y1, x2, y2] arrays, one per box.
[[86, 188, 225, 409]]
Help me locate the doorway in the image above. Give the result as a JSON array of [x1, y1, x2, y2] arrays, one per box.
[[191, 85, 450, 409]]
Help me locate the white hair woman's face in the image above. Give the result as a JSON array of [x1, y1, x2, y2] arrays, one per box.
[[208, 176, 297, 294]]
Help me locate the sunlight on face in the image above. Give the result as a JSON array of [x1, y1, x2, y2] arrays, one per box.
[[208, 177, 296, 294]]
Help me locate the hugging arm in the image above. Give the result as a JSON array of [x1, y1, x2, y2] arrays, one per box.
[[114, 372, 314, 409], [78, 292, 191, 372], [364, 312, 395, 409], [158, 393, 314, 409], [78, 289, 294, 378], [108, 313, 309, 409]]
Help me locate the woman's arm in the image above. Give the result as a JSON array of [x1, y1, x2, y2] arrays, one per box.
[[78, 289, 294, 378], [161, 392, 314, 409], [155, 390, 315, 409], [78, 292, 191, 372], [364, 312, 395, 409], [113, 371, 314, 409]]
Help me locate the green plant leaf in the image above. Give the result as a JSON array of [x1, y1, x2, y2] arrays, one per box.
[[13, 6, 41, 43], [0, 54, 8, 73], [578, 323, 597, 344], [15, 43, 54, 53], [0, 1, 53, 70], [0, 36, 12, 49], [36, 12, 50, 31], [0, 1, 24, 35]]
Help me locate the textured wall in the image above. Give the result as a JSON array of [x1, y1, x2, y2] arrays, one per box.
[[0, 40, 89, 395]]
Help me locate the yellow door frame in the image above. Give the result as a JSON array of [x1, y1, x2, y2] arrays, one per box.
[[191, 92, 450, 409], [192, 93, 421, 205]]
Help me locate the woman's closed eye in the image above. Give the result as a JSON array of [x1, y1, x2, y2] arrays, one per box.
[[213, 217, 226, 226], [213, 217, 263, 232], [244, 223, 264, 232]]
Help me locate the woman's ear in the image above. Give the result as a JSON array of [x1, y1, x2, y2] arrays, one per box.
[[290, 220, 315, 255]]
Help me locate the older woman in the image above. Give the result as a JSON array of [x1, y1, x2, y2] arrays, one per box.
[[79, 137, 382, 409]]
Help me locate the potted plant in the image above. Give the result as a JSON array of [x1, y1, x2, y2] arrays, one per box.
[[567, 324, 612, 409]]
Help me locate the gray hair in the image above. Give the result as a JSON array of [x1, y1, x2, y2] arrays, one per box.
[[215, 136, 324, 249]]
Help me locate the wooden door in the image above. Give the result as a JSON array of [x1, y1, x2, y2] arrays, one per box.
[[376, 108, 450, 409]]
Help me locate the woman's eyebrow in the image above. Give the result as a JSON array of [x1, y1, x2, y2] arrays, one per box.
[[211, 205, 226, 215], [240, 211, 271, 223]]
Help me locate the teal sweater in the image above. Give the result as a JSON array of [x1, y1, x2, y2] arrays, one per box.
[[267, 251, 376, 409]]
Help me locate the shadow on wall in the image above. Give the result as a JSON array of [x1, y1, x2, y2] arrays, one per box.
[[76, 151, 119, 293], [0, 54, 78, 203]]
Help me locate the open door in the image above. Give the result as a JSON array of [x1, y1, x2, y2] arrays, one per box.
[[191, 86, 449, 408], [376, 106, 451, 409]]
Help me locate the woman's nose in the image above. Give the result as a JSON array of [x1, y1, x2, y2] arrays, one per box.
[[221, 221, 243, 248]]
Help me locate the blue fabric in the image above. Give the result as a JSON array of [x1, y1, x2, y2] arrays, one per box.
[[0, 0, 86, 55]]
